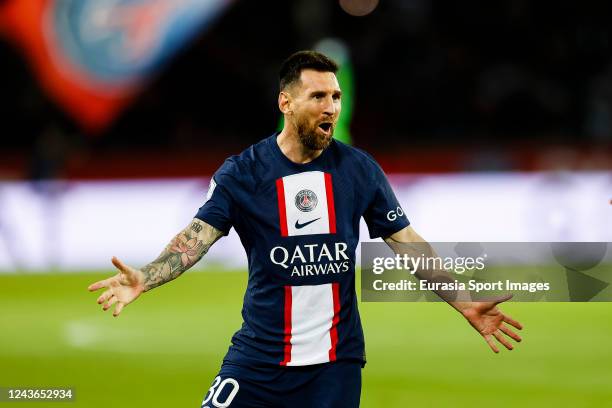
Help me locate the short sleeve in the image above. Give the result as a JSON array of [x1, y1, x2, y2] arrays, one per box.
[[194, 161, 236, 235], [362, 161, 410, 239]]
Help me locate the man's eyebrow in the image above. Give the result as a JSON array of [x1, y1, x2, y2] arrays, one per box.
[[309, 91, 326, 97], [308, 90, 343, 97]]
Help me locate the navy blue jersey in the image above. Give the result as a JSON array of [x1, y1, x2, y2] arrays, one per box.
[[195, 133, 409, 367]]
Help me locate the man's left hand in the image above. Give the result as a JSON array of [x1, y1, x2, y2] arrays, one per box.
[[459, 295, 523, 353]]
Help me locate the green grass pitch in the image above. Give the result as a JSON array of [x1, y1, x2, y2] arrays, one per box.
[[1, 270, 611, 407]]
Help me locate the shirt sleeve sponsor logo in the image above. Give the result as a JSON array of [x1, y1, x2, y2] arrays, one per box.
[[386, 206, 405, 222]]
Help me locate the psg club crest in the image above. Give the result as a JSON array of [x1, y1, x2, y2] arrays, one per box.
[[295, 190, 318, 212]]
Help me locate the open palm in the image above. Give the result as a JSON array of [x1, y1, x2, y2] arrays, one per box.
[[461, 296, 523, 353], [87, 257, 145, 317]]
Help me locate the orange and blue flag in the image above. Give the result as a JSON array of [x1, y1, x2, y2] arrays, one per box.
[[0, 0, 233, 133]]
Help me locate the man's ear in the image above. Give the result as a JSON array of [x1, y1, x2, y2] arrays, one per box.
[[278, 91, 293, 115]]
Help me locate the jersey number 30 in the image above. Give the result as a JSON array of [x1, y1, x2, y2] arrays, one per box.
[[202, 376, 239, 408]]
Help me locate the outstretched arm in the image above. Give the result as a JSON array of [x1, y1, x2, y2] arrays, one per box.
[[384, 226, 523, 353], [87, 218, 224, 316]]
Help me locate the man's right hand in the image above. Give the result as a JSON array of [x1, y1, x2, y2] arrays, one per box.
[[87, 256, 146, 317], [87, 220, 224, 317]]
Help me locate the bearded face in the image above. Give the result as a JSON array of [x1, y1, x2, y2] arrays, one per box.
[[285, 69, 342, 151], [294, 114, 335, 151]]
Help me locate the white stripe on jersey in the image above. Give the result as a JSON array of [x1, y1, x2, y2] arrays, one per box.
[[278, 171, 335, 236], [285, 283, 337, 366]]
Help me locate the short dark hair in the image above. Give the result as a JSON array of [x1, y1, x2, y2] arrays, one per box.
[[279, 50, 339, 90]]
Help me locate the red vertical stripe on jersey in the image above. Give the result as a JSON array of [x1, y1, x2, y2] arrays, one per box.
[[328, 282, 341, 361], [324, 173, 336, 233], [280, 285, 293, 366], [276, 178, 288, 237]]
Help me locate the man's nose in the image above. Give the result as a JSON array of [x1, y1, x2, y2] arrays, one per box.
[[322, 96, 336, 116]]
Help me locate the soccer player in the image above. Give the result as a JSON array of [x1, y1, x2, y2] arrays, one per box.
[[88, 51, 523, 408]]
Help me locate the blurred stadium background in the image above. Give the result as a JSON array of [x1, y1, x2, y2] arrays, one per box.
[[0, 0, 610, 407]]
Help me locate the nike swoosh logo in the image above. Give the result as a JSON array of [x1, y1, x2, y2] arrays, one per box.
[[295, 218, 321, 229]]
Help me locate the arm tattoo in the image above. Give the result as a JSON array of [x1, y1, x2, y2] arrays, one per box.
[[140, 219, 223, 291]]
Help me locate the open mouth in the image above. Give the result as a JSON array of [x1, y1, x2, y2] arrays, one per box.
[[318, 122, 332, 133]]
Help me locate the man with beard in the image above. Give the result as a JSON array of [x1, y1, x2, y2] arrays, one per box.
[[88, 51, 522, 407]]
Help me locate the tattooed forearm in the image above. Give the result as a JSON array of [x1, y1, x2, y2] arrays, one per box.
[[140, 219, 224, 291]]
